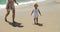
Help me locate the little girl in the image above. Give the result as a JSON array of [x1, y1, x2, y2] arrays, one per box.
[[31, 3, 42, 25]]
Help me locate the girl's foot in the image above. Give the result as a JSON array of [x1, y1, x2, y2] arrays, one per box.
[[34, 23, 43, 26], [34, 23, 38, 25]]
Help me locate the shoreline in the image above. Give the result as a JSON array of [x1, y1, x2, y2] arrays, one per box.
[[0, 0, 46, 9]]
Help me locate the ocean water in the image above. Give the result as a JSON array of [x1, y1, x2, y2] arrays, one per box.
[[0, 0, 45, 9], [0, 0, 36, 4]]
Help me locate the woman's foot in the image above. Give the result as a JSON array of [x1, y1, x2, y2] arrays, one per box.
[[5, 19, 8, 22], [13, 21, 16, 23]]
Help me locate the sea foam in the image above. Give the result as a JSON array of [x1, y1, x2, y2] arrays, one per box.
[[0, 0, 45, 9]]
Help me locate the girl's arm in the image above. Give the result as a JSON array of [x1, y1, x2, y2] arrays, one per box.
[[14, 0, 18, 5], [31, 10, 34, 15], [38, 9, 42, 16]]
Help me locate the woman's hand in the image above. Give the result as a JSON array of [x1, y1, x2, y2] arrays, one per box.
[[16, 3, 18, 5]]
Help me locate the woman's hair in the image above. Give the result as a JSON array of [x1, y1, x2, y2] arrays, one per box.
[[34, 3, 38, 7]]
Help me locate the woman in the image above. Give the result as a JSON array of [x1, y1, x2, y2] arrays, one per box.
[[5, 0, 18, 22]]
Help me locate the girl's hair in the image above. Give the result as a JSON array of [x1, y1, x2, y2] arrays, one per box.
[[34, 3, 38, 7]]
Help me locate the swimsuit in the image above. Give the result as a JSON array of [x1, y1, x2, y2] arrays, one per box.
[[6, 0, 15, 10]]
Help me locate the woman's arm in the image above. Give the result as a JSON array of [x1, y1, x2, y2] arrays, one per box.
[[14, 0, 18, 5]]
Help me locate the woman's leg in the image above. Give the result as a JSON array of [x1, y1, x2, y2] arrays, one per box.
[[12, 9, 15, 22], [5, 9, 10, 22]]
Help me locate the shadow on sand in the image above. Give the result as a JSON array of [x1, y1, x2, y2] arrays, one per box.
[[6, 21, 24, 27]]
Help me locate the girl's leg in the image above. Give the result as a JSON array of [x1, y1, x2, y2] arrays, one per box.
[[34, 18, 36, 24], [5, 9, 10, 22], [34, 18, 38, 24], [12, 9, 15, 22], [36, 17, 38, 24]]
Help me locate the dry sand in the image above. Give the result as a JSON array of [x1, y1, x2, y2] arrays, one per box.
[[0, 1, 60, 32]]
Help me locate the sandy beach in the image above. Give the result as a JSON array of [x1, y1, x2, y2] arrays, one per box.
[[0, 1, 60, 32]]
